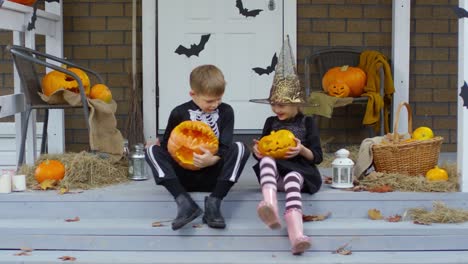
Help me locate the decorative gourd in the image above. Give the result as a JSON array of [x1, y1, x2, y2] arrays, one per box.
[[412, 126, 434, 141], [8, 0, 36, 6], [258, 129, 296, 159], [425, 166, 448, 182], [34, 159, 66, 183], [41, 68, 90, 96], [167, 121, 219, 170], [90, 84, 113, 103], [322, 65, 366, 97], [327, 81, 350, 98]]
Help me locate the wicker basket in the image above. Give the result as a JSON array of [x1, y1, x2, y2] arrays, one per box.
[[372, 102, 443, 176]]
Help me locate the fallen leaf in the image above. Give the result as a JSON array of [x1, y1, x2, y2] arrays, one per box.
[[352, 185, 367, 192], [368, 209, 383, 220], [368, 185, 393, 193], [192, 223, 203, 228], [13, 251, 31, 256], [323, 176, 332, 184], [65, 216, 80, 222], [39, 179, 58, 190], [20, 247, 33, 252], [303, 212, 331, 222], [152, 221, 164, 227], [58, 187, 69, 195], [413, 220, 431, 225], [58, 256, 77, 261], [386, 214, 402, 222], [333, 243, 352, 255]]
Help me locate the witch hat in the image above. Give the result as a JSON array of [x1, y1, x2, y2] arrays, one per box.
[[250, 35, 309, 105]]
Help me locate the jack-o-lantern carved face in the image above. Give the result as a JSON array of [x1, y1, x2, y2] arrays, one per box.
[[327, 81, 350, 98], [41, 68, 90, 96], [167, 121, 219, 170], [258, 129, 296, 159]]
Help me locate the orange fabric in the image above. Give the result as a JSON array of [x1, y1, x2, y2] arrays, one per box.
[[358, 50, 395, 134]]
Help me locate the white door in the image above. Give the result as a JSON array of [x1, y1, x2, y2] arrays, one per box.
[[157, 0, 296, 132]]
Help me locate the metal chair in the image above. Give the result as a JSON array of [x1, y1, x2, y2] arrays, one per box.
[[304, 47, 391, 136], [6, 45, 103, 166]]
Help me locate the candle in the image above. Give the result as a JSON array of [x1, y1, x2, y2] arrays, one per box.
[[0, 172, 12, 194], [12, 174, 26, 192]]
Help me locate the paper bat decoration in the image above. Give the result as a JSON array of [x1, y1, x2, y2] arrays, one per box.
[[27, 0, 60, 31], [460, 81, 468, 109], [236, 0, 263, 18], [174, 34, 211, 58], [252, 53, 278, 76], [453, 6, 468, 18]]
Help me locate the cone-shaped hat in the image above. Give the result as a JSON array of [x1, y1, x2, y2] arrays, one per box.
[[250, 35, 308, 105]]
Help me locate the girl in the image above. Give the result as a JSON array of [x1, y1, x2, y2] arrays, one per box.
[[252, 103, 323, 255]]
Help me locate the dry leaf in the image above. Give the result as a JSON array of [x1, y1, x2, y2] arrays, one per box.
[[152, 221, 164, 227], [40, 179, 58, 190], [65, 216, 80, 222], [352, 185, 367, 192], [20, 247, 33, 252], [58, 256, 77, 261], [323, 176, 332, 184], [333, 243, 352, 255], [368, 185, 393, 193], [192, 223, 203, 228], [368, 209, 383, 220], [58, 187, 69, 195], [303, 212, 331, 222], [386, 214, 402, 222], [413, 220, 431, 225], [13, 251, 31, 256]]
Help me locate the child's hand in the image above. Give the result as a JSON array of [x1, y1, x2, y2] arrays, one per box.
[[285, 138, 302, 159], [145, 138, 161, 148], [193, 147, 220, 168], [252, 139, 264, 159]]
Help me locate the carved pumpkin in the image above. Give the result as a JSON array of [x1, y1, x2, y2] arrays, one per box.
[[258, 129, 296, 159], [425, 166, 448, 182], [167, 121, 219, 170], [41, 67, 90, 96], [34, 159, 66, 183], [327, 81, 350, 98], [322, 65, 366, 97], [8, 0, 36, 6], [90, 84, 113, 103]]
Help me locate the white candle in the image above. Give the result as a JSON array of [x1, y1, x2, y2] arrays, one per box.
[[12, 174, 26, 192], [0, 173, 12, 194]]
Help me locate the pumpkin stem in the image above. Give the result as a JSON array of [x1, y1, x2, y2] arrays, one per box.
[[340, 65, 349, 71]]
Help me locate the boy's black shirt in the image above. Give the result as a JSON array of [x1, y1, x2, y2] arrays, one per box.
[[161, 100, 234, 158]]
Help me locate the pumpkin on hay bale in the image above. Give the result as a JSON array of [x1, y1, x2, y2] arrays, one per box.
[[19, 152, 129, 190]]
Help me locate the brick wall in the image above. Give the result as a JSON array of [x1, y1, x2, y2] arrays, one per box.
[[0, 0, 459, 152]]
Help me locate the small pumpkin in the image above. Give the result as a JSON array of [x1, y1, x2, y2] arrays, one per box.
[[425, 166, 448, 182], [34, 159, 66, 183], [167, 121, 219, 170], [322, 65, 366, 97], [8, 0, 36, 6], [258, 129, 296, 159], [412, 126, 434, 141], [41, 67, 90, 96], [90, 84, 113, 103], [327, 81, 350, 98]]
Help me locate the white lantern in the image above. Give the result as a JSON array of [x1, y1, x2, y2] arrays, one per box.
[[331, 148, 354, 189]]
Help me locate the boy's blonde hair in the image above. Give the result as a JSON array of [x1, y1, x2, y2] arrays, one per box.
[[190, 65, 226, 96]]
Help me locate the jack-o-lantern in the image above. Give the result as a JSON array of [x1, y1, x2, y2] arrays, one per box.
[[167, 121, 219, 170], [327, 81, 350, 98], [90, 84, 113, 103], [41, 68, 90, 96], [322, 65, 366, 97], [258, 129, 296, 159], [8, 0, 36, 6]]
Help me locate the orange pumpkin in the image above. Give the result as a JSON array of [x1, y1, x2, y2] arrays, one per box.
[[167, 121, 219, 170], [258, 129, 296, 159], [327, 81, 350, 98], [41, 68, 90, 96], [322, 65, 366, 97], [90, 84, 113, 103], [34, 159, 66, 183], [9, 0, 36, 6]]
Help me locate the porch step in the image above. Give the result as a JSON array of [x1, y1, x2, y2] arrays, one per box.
[[1, 250, 468, 264], [1, 217, 468, 251]]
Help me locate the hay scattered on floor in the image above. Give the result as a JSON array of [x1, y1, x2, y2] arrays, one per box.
[[320, 145, 360, 168], [408, 201, 468, 224], [357, 163, 458, 192], [19, 152, 129, 190]]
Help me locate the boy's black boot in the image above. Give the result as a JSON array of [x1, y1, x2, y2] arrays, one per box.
[[172, 193, 203, 230], [202, 196, 226, 229]]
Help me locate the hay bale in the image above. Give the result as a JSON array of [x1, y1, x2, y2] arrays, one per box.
[[408, 201, 468, 224]]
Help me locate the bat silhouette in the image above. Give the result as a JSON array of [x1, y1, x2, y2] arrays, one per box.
[[236, 0, 263, 18], [453, 6, 468, 18], [252, 53, 278, 76], [460, 81, 468, 109], [174, 34, 211, 58]]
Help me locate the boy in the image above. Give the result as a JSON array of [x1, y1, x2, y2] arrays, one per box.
[[145, 64, 250, 230]]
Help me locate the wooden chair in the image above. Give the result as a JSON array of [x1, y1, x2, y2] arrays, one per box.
[[6, 45, 102, 166], [304, 47, 392, 137]]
